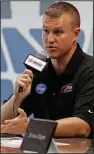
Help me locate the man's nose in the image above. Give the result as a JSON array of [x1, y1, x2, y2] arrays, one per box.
[[48, 33, 55, 43]]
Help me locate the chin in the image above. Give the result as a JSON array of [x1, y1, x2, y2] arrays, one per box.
[[48, 53, 63, 59], [48, 55, 60, 59]]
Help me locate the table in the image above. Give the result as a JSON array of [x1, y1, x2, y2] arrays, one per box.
[[1, 138, 93, 153]]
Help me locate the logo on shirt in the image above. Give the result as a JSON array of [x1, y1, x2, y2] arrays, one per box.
[[61, 83, 72, 93], [36, 83, 47, 94], [88, 109, 93, 114]]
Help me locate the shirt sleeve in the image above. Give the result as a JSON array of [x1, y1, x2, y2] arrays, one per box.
[[73, 67, 94, 130]]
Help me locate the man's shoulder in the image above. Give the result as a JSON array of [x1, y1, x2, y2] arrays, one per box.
[[73, 53, 93, 85], [83, 53, 93, 64], [81, 52, 93, 65], [77, 53, 93, 74]]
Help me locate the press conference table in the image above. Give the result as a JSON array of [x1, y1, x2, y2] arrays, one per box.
[[1, 138, 93, 153]]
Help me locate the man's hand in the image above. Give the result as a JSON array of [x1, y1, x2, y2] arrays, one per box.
[[14, 69, 34, 101], [1, 108, 29, 134]]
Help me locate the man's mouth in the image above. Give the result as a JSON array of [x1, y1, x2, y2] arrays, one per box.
[[46, 46, 56, 48]]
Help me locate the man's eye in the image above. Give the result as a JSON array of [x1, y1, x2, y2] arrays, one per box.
[[55, 30, 63, 34], [43, 29, 49, 33]]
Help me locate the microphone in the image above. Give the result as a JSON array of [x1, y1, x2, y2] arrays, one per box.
[[19, 52, 48, 92]]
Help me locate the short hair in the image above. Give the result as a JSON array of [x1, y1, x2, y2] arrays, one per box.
[[44, 1, 80, 28]]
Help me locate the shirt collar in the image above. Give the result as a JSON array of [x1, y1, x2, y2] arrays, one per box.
[[63, 43, 84, 77], [47, 43, 85, 78]]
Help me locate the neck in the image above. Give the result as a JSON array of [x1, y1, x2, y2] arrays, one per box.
[[51, 43, 77, 75]]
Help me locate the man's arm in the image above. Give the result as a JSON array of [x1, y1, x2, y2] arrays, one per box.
[[54, 62, 93, 138], [1, 69, 33, 124], [55, 117, 91, 137], [1, 94, 22, 124]]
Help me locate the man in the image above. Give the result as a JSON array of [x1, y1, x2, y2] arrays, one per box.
[[1, 2, 93, 138]]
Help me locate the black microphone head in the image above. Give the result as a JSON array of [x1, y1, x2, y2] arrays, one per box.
[[36, 52, 48, 62], [23, 52, 48, 73]]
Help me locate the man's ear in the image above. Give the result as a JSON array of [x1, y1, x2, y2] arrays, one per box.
[[73, 27, 80, 43]]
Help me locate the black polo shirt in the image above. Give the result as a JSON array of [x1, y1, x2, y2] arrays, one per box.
[[20, 43, 93, 138]]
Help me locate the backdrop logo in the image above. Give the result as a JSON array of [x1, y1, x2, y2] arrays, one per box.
[[1, 1, 44, 104]]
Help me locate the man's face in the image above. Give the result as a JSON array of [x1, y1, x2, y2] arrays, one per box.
[[42, 14, 79, 59]]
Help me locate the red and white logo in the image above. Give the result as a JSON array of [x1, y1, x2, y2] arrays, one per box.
[[61, 83, 72, 93]]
